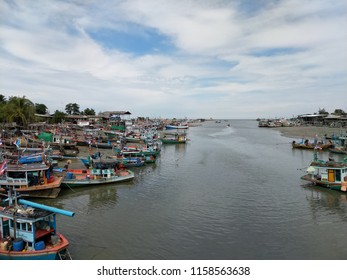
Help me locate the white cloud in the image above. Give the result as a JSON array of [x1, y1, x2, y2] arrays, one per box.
[[0, 0, 346, 118]]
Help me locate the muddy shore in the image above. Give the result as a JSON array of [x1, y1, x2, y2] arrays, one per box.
[[271, 126, 347, 140]]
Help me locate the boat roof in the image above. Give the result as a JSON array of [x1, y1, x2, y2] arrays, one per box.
[[7, 163, 49, 172], [0, 205, 53, 222], [311, 160, 347, 168]]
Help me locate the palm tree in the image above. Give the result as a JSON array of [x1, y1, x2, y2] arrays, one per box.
[[5, 96, 36, 127]]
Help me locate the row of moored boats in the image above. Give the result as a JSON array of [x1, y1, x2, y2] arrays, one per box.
[[293, 133, 347, 192], [0, 121, 190, 259]]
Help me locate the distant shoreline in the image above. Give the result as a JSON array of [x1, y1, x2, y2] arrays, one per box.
[[271, 126, 347, 139]]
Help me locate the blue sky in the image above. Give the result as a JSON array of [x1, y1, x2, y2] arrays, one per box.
[[0, 0, 346, 119]]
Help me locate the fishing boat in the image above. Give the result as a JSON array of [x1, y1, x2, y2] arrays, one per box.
[[58, 145, 80, 157], [328, 146, 347, 155], [60, 163, 134, 188], [122, 152, 157, 164], [327, 135, 347, 154], [0, 162, 62, 199], [18, 153, 44, 164], [61, 168, 134, 188], [0, 191, 74, 260], [292, 139, 333, 150], [161, 132, 187, 144], [165, 123, 189, 130], [301, 153, 347, 191], [119, 144, 161, 158], [113, 155, 145, 168]]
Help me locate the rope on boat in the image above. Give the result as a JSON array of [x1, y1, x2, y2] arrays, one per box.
[[64, 183, 76, 193]]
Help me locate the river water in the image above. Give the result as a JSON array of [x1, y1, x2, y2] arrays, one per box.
[[44, 120, 347, 260]]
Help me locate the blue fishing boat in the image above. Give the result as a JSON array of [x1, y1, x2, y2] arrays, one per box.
[[165, 123, 189, 130], [18, 153, 44, 164], [60, 168, 134, 188], [0, 191, 74, 260], [113, 155, 145, 168], [57, 155, 135, 188]]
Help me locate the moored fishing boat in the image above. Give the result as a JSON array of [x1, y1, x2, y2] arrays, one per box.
[[292, 139, 333, 150], [0, 191, 74, 260], [301, 153, 347, 191], [328, 146, 347, 155], [113, 155, 145, 168], [60, 167, 134, 188], [18, 153, 44, 164], [119, 145, 161, 157], [165, 123, 189, 130], [0, 162, 62, 199], [161, 132, 187, 144]]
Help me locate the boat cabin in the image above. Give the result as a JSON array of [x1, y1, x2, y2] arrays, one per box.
[[0, 163, 52, 189], [0, 205, 57, 251], [309, 159, 347, 185]]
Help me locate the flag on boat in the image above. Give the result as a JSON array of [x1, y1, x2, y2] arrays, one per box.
[[0, 161, 7, 175]]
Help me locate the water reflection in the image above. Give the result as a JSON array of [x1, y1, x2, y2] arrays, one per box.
[[303, 183, 347, 221], [37, 182, 135, 212], [175, 142, 187, 153]]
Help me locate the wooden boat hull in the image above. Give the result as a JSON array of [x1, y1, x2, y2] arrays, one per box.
[[61, 170, 134, 188], [120, 150, 161, 157], [292, 143, 333, 150], [119, 162, 145, 168], [0, 176, 63, 199], [161, 139, 186, 144], [301, 174, 344, 191], [165, 125, 189, 129], [328, 148, 347, 155], [0, 233, 69, 260]]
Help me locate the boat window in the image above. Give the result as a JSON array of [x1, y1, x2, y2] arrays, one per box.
[[8, 171, 26, 179], [27, 223, 32, 232], [16, 222, 21, 230], [336, 170, 341, 182], [10, 220, 14, 227]]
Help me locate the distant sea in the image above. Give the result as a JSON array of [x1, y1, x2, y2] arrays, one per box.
[[43, 119, 347, 260]]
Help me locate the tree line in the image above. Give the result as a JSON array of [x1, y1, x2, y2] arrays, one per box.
[[0, 94, 96, 127]]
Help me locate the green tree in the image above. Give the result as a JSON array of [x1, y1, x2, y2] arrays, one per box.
[[0, 94, 7, 104], [0, 104, 5, 123], [5, 96, 36, 127], [65, 103, 80, 115], [81, 108, 96, 115], [318, 108, 328, 115], [333, 109, 345, 115], [35, 103, 48, 114], [51, 110, 66, 124], [0, 95, 6, 122]]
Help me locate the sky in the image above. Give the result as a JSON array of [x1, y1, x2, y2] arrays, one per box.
[[0, 0, 346, 119]]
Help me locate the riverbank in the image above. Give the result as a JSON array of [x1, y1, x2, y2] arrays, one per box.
[[272, 126, 347, 139]]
